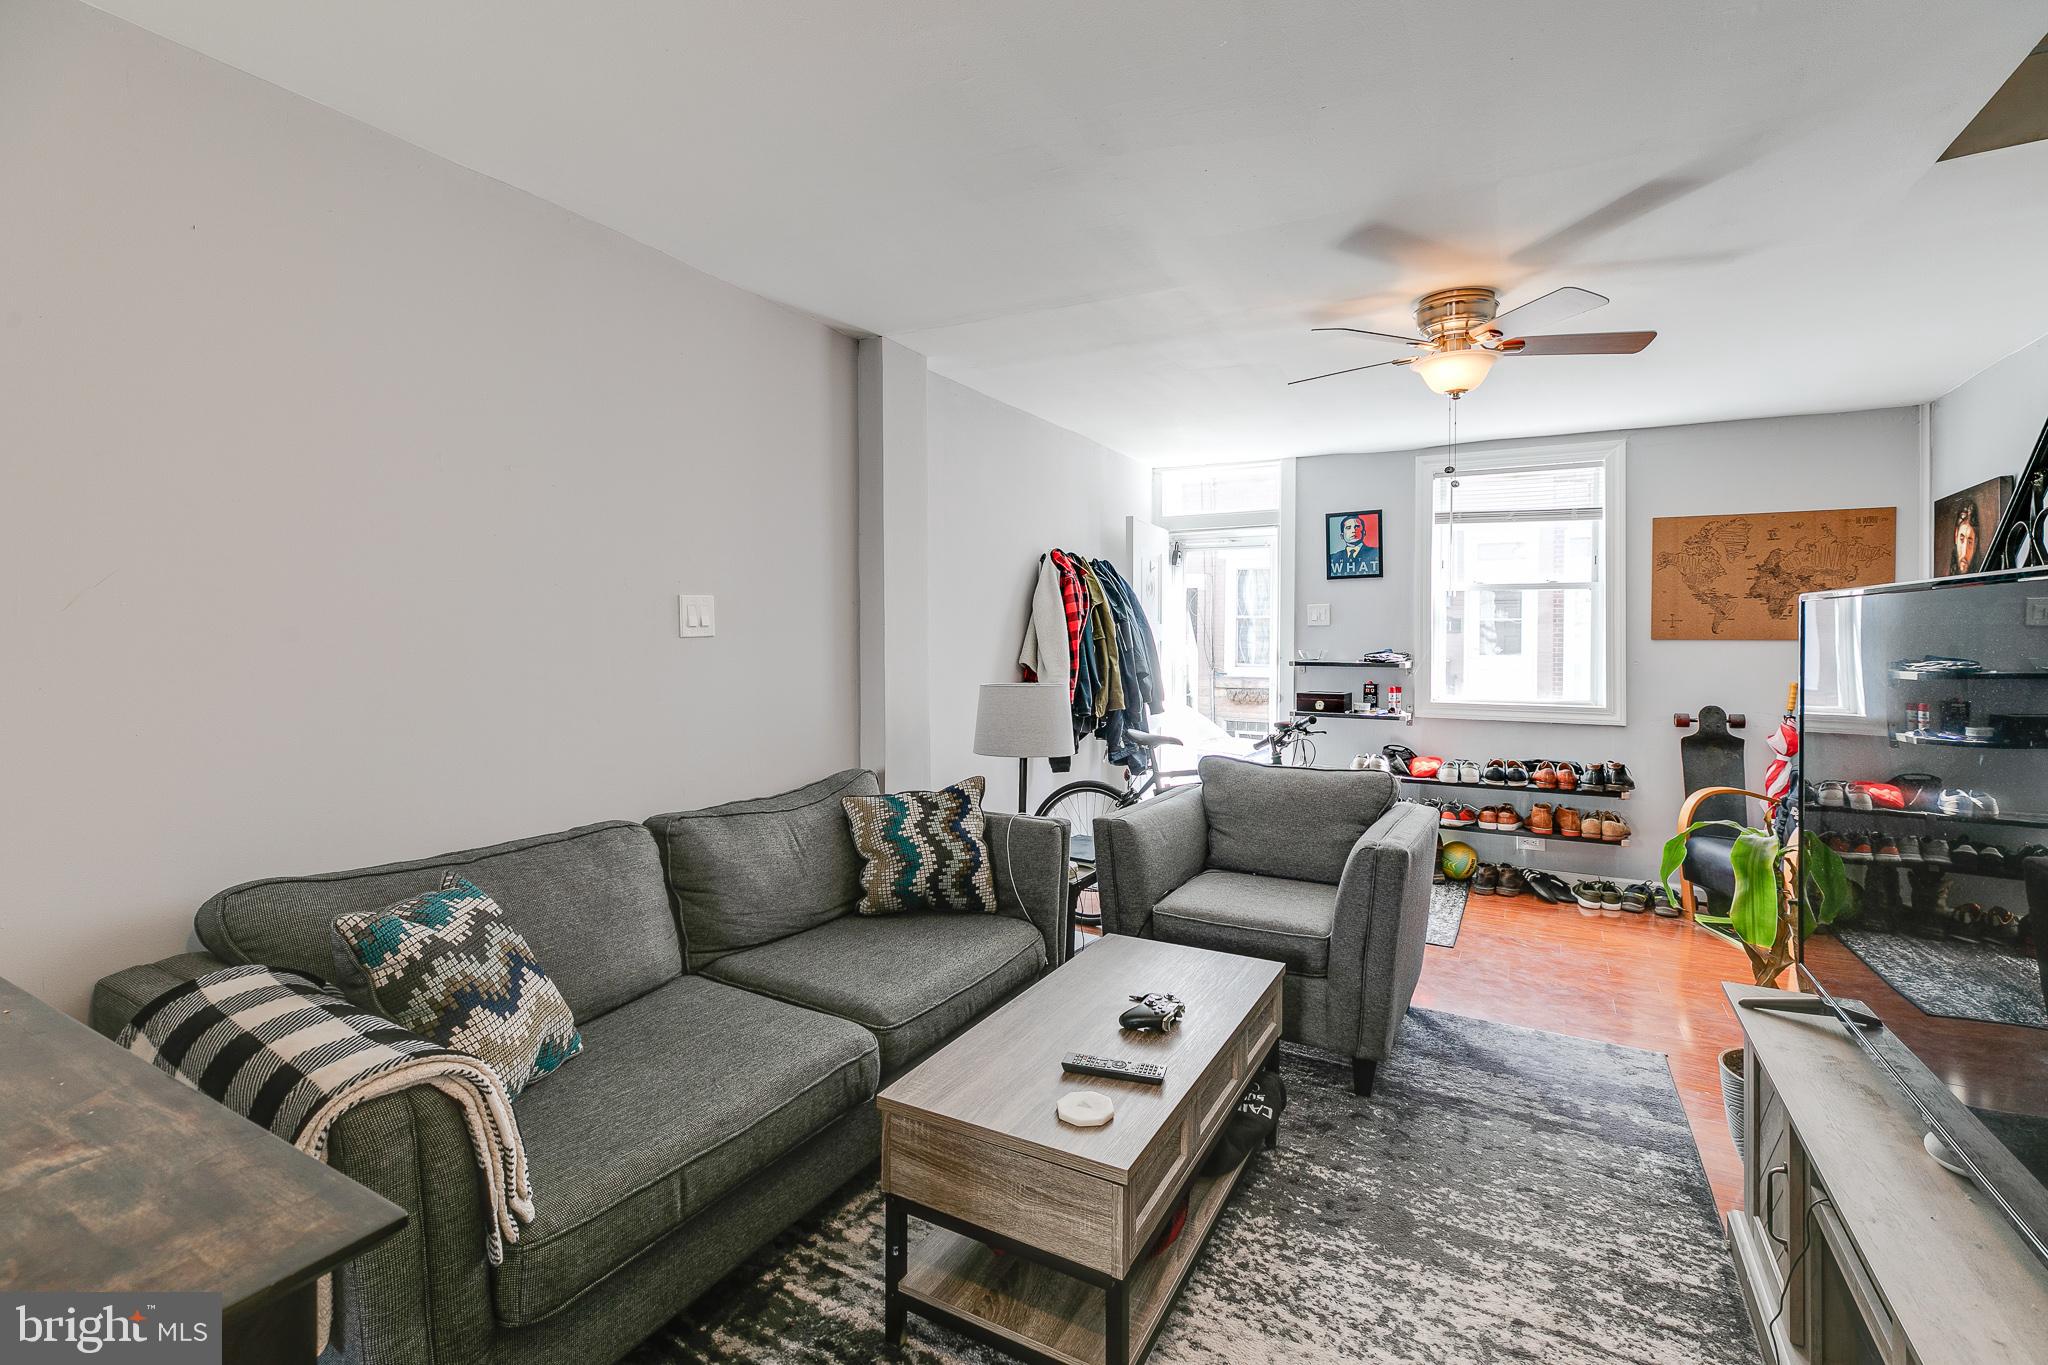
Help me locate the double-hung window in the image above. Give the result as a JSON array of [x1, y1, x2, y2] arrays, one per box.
[[1414, 441, 1626, 724]]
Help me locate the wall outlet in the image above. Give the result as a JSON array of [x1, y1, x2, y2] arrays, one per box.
[[2028, 597, 2048, 627], [1515, 836, 1543, 853], [679, 593, 716, 638], [1306, 603, 1331, 626]]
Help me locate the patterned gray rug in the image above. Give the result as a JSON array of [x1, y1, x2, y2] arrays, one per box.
[[1426, 882, 1467, 948], [1836, 928, 2045, 1030], [627, 1010, 1753, 1364]]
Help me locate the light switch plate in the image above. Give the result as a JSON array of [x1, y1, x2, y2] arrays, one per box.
[[1306, 603, 1331, 626], [679, 594, 716, 638]]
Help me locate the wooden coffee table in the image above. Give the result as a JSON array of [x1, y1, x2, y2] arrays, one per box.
[[876, 935, 1284, 1365]]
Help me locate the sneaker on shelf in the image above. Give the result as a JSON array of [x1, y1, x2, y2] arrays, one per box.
[[1608, 762, 1635, 795], [1442, 805, 1475, 829], [1816, 780, 1849, 809], [1846, 832, 1874, 862], [1979, 844, 2009, 876], [1583, 762, 1612, 794], [1461, 759, 1485, 784], [1890, 655, 1984, 675], [1920, 837, 1953, 868], [1821, 832, 1853, 858], [1873, 834, 1903, 864], [1558, 807, 1583, 839], [1969, 790, 2003, 817], [1481, 758, 1508, 786], [1846, 785, 1875, 812], [1532, 761, 1560, 790], [1360, 648, 1413, 667], [1950, 841, 1981, 872], [1503, 760, 1530, 787], [1936, 788, 1973, 816], [1896, 835, 1923, 865], [1471, 863, 1501, 895]]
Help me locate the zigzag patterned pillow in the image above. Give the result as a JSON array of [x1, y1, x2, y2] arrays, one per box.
[[842, 775, 998, 916], [331, 874, 582, 1098]]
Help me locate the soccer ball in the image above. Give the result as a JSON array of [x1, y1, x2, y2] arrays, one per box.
[[1439, 841, 1479, 881]]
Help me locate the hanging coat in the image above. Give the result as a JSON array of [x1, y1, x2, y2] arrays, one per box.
[[1017, 554, 1071, 698]]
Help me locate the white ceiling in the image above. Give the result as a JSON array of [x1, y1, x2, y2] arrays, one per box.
[[82, 0, 2048, 463]]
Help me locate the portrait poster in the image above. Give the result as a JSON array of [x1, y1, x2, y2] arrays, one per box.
[[1326, 509, 1383, 579], [1933, 475, 2012, 577]]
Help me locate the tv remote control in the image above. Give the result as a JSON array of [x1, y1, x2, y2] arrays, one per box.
[[1061, 1052, 1166, 1085]]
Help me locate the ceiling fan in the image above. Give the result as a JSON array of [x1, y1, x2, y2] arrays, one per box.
[[1289, 286, 1656, 398]]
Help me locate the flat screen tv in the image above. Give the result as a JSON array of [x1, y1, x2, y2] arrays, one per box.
[[1797, 566, 2048, 1267]]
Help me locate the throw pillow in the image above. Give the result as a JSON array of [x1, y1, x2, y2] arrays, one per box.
[[842, 775, 998, 915], [330, 873, 582, 1098]]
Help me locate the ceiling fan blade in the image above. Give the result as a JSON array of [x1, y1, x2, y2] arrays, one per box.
[[1310, 325, 1425, 346], [1287, 357, 1414, 386], [1487, 286, 1609, 338], [1498, 330, 1656, 356]]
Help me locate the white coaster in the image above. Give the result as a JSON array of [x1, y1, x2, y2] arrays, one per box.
[[1057, 1090, 1114, 1128]]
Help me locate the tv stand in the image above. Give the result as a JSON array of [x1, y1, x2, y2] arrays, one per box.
[[1736, 995, 1881, 1028], [1725, 984, 2048, 1364]]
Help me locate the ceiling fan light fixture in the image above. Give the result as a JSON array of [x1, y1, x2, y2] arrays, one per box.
[[1412, 347, 1498, 397]]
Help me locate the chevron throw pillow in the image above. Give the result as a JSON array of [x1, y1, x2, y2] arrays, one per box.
[[331, 874, 582, 1098], [842, 775, 998, 915]]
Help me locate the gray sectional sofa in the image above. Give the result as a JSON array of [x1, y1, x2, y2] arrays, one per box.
[[89, 768, 1068, 1365]]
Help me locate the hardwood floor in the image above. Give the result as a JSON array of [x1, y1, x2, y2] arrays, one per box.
[[1415, 890, 1754, 1215]]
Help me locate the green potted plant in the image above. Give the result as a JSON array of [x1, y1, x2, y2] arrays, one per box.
[[1660, 813, 1854, 1154]]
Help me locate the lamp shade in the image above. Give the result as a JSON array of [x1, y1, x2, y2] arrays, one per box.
[[1412, 347, 1498, 396], [974, 683, 1072, 759]]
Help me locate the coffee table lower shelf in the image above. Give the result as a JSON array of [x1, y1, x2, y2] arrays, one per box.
[[890, 1152, 1251, 1365]]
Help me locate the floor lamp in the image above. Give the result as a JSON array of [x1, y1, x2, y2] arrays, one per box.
[[973, 682, 1072, 813]]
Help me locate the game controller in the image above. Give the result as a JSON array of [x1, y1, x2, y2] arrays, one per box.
[[1119, 991, 1186, 1032]]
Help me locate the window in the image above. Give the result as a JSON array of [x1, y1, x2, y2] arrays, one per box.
[[1155, 462, 1280, 520], [1414, 442, 1626, 724], [1232, 561, 1273, 670]]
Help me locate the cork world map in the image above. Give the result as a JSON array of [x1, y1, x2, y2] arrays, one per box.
[[1651, 506, 1896, 640]]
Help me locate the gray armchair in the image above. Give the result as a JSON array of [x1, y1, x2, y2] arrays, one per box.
[[1092, 757, 1437, 1095]]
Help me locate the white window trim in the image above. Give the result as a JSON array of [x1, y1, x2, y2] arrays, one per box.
[[1410, 439, 1628, 726]]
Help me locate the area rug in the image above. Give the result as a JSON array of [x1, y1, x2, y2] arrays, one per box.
[[626, 1010, 1754, 1365], [1835, 928, 2045, 1030], [1426, 881, 1468, 948]]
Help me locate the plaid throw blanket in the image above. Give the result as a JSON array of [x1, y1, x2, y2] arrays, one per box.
[[118, 965, 535, 1349]]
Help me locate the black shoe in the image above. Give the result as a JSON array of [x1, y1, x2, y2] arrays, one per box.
[[1503, 760, 1530, 787], [1608, 762, 1635, 795], [1979, 845, 2008, 876], [1620, 883, 1652, 913], [1585, 762, 1614, 794], [1522, 869, 1572, 903], [1471, 863, 1501, 895], [1498, 864, 1528, 897], [1482, 759, 1508, 786]]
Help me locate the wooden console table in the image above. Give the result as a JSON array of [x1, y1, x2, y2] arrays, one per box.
[[1725, 983, 2048, 1364], [0, 976, 405, 1364]]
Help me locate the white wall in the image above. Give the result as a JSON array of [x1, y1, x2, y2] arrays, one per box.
[[1293, 408, 1924, 881], [1930, 331, 2048, 530], [924, 375, 1151, 812], [0, 0, 859, 1016]]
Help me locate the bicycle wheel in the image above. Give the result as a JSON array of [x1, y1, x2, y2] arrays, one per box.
[[1034, 780, 1127, 864]]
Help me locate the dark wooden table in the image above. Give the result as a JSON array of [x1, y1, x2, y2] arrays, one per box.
[[0, 975, 406, 1364]]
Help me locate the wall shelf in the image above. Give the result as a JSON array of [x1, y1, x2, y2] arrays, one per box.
[[1891, 730, 2044, 750], [1292, 709, 1411, 725], [1289, 660, 1411, 670], [1438, 823, 1631, 848], [1398, 775, 1631, 800], [1887, 666, 2048, 683]]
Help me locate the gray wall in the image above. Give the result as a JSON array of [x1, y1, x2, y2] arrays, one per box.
[[0, 0, 859, 1016], [1930, 331, 2048, 527], [1293, 408, 1924, 881], [925, 375, 1151, 811]]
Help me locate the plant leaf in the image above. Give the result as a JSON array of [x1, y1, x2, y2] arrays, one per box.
[[1801, 833, 1854, 931], [1660, 820, 1757, 886], [1728, 829, 1783, 949]]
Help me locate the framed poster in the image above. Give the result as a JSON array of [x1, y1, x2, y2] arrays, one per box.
[[1650, 506, 1896, 639], [1933, 474, 2012, 577], [1326, 509, 1383, 579]]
